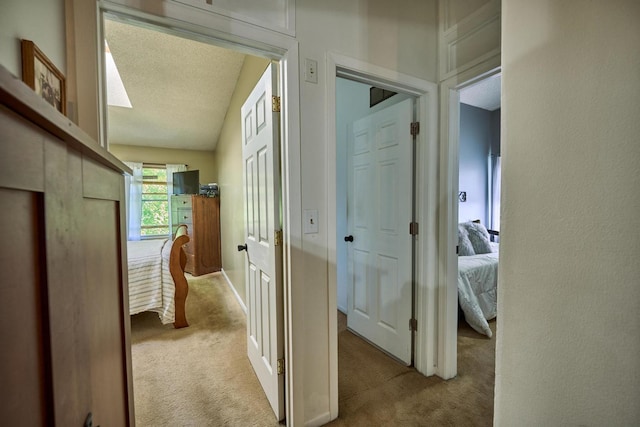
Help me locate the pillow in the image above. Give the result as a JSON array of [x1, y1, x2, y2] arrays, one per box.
[[457, 224, 475, 256], [464, 221, 494, 254]]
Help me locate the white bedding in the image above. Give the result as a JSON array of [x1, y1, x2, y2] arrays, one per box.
[[457, 244, 499, 337], [127, 239, 176, 324]]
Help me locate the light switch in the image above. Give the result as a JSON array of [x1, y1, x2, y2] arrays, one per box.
[[304, 58, 318, 84], [303, 209, 319, 234]]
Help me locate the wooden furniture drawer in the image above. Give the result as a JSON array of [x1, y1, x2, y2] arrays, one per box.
[[174, 195, 192, 209], [170, 194, 221, 276], [175, 207, 193, 224]]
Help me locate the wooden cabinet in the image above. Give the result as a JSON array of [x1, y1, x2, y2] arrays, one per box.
[[0, 66, 132, 425], [171, 194, 221, 276]]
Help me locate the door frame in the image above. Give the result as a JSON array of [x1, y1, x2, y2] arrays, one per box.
[[95, 2, 303, 424], [438, 54, 501, 379], [326, 52, 438, 418]]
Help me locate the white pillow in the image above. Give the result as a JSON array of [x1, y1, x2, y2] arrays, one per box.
[[458, 224, 475, 256], [465, 221, 494, 254]]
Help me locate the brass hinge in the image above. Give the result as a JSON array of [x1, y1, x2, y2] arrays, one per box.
[[409, 222, 419, 235], [409, 318, 418, 332], [277, 358, 285, 375], [410, 121, 420, 137], [272, 96, 281, 112], [274, 230, 283, 246]]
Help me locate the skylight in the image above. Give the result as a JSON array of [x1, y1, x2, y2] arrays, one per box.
[[105, 41, 132, 108]]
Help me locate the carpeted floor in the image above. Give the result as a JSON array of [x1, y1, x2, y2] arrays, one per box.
[[131, 273, 495, 426]]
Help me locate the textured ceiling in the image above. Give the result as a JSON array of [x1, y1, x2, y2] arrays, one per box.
[[460, 73, 501, 111], [105, 19, 246, 151]]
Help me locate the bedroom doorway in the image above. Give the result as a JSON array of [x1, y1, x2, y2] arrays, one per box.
[[454, 69, 501, 370], [98, 6, 297, 424]]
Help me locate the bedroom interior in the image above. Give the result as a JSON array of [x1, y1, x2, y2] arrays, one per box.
[[102, 15, 278, 420], [457, 75, 501, 335]]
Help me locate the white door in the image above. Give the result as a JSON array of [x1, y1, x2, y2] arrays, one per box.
[[346, 98, 414, 365], [241, 63, 285, 420]]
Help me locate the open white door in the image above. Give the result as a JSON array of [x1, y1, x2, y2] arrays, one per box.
[[346, 98, 414, 365], [240, 63, 285, 420]]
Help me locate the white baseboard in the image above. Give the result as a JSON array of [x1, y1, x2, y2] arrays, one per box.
[[305, 411, 332, 427], [221, 269, 247, 314]]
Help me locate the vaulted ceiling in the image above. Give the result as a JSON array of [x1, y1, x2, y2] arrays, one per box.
[[104, 19, 246, 151]]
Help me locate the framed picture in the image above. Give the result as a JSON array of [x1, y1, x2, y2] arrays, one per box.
[[21, 39, 66, 115]]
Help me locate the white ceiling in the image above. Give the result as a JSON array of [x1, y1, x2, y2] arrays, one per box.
[[104, 19, 246, 151], [459, 73, 501, 111]]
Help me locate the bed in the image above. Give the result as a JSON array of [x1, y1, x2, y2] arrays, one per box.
[[127, 225, 190, 328], [457, 221, 499, 337]]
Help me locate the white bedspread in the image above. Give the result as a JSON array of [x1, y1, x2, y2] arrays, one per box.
[[127, 239, 176, 324], [458, 249, 499, 337]]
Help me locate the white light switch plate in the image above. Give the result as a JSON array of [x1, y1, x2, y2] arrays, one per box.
[[304, 58, 318, 84], [303, 209, 319, 234]]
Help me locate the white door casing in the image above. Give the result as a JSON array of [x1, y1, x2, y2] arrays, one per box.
[[346, 98, 414, 365], [241, 63, 285, 420]]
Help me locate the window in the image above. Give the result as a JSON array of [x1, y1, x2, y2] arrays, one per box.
[[141, 164, 169, 237]]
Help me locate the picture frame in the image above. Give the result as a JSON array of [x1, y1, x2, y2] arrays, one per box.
[[21, 39, 66, 115]]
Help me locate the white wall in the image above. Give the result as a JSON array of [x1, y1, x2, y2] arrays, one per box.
[[0, 0, 66, 80], [335, 77, 413, 314], [297, 2, 437, 421], [438, 0, 500, 81], [496, 1, 640, 425]]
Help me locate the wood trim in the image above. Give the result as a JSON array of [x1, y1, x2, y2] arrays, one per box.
[[0, 65, 130, 176]]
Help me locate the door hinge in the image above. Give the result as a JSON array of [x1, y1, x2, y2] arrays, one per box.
[[410, 318, 418, 332], [409, 222, 419, 235], [272, 96, 281, 112], [410, 121, 420, 137], [277, 358, 285, 375], [274, 230, 283, 246]]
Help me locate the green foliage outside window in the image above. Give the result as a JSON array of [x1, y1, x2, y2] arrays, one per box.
[[141, 166, 169, 237]]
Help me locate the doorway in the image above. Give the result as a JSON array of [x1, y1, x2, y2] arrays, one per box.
[[97, 5, 299, 423], [327, 53, 439, 418], [455, 71, 501, 381], [336, 77, 415, 364]]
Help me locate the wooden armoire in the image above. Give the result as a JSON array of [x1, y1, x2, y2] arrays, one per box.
[[171, 194, 222, 276], [0, 66, 133, 425]]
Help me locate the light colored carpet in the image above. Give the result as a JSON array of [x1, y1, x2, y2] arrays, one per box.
[[131, 273, 495, 426], [130, 272, 280, 426], [326, 313, 495, 426]]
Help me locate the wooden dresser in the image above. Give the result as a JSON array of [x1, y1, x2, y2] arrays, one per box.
[[171, 194, 221, 276], [0, 66, 132, 425]]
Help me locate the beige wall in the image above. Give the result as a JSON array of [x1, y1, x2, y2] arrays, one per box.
[[0, 0, 66, 79], [214, 55, 270, 304], [109, 144, 217, 184], [496, 1, 640, 425], [296, 2, 437, 421]]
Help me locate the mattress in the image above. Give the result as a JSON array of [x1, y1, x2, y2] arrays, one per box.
[[127, 239, 176, 324], [457, 248, 499, 337]]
